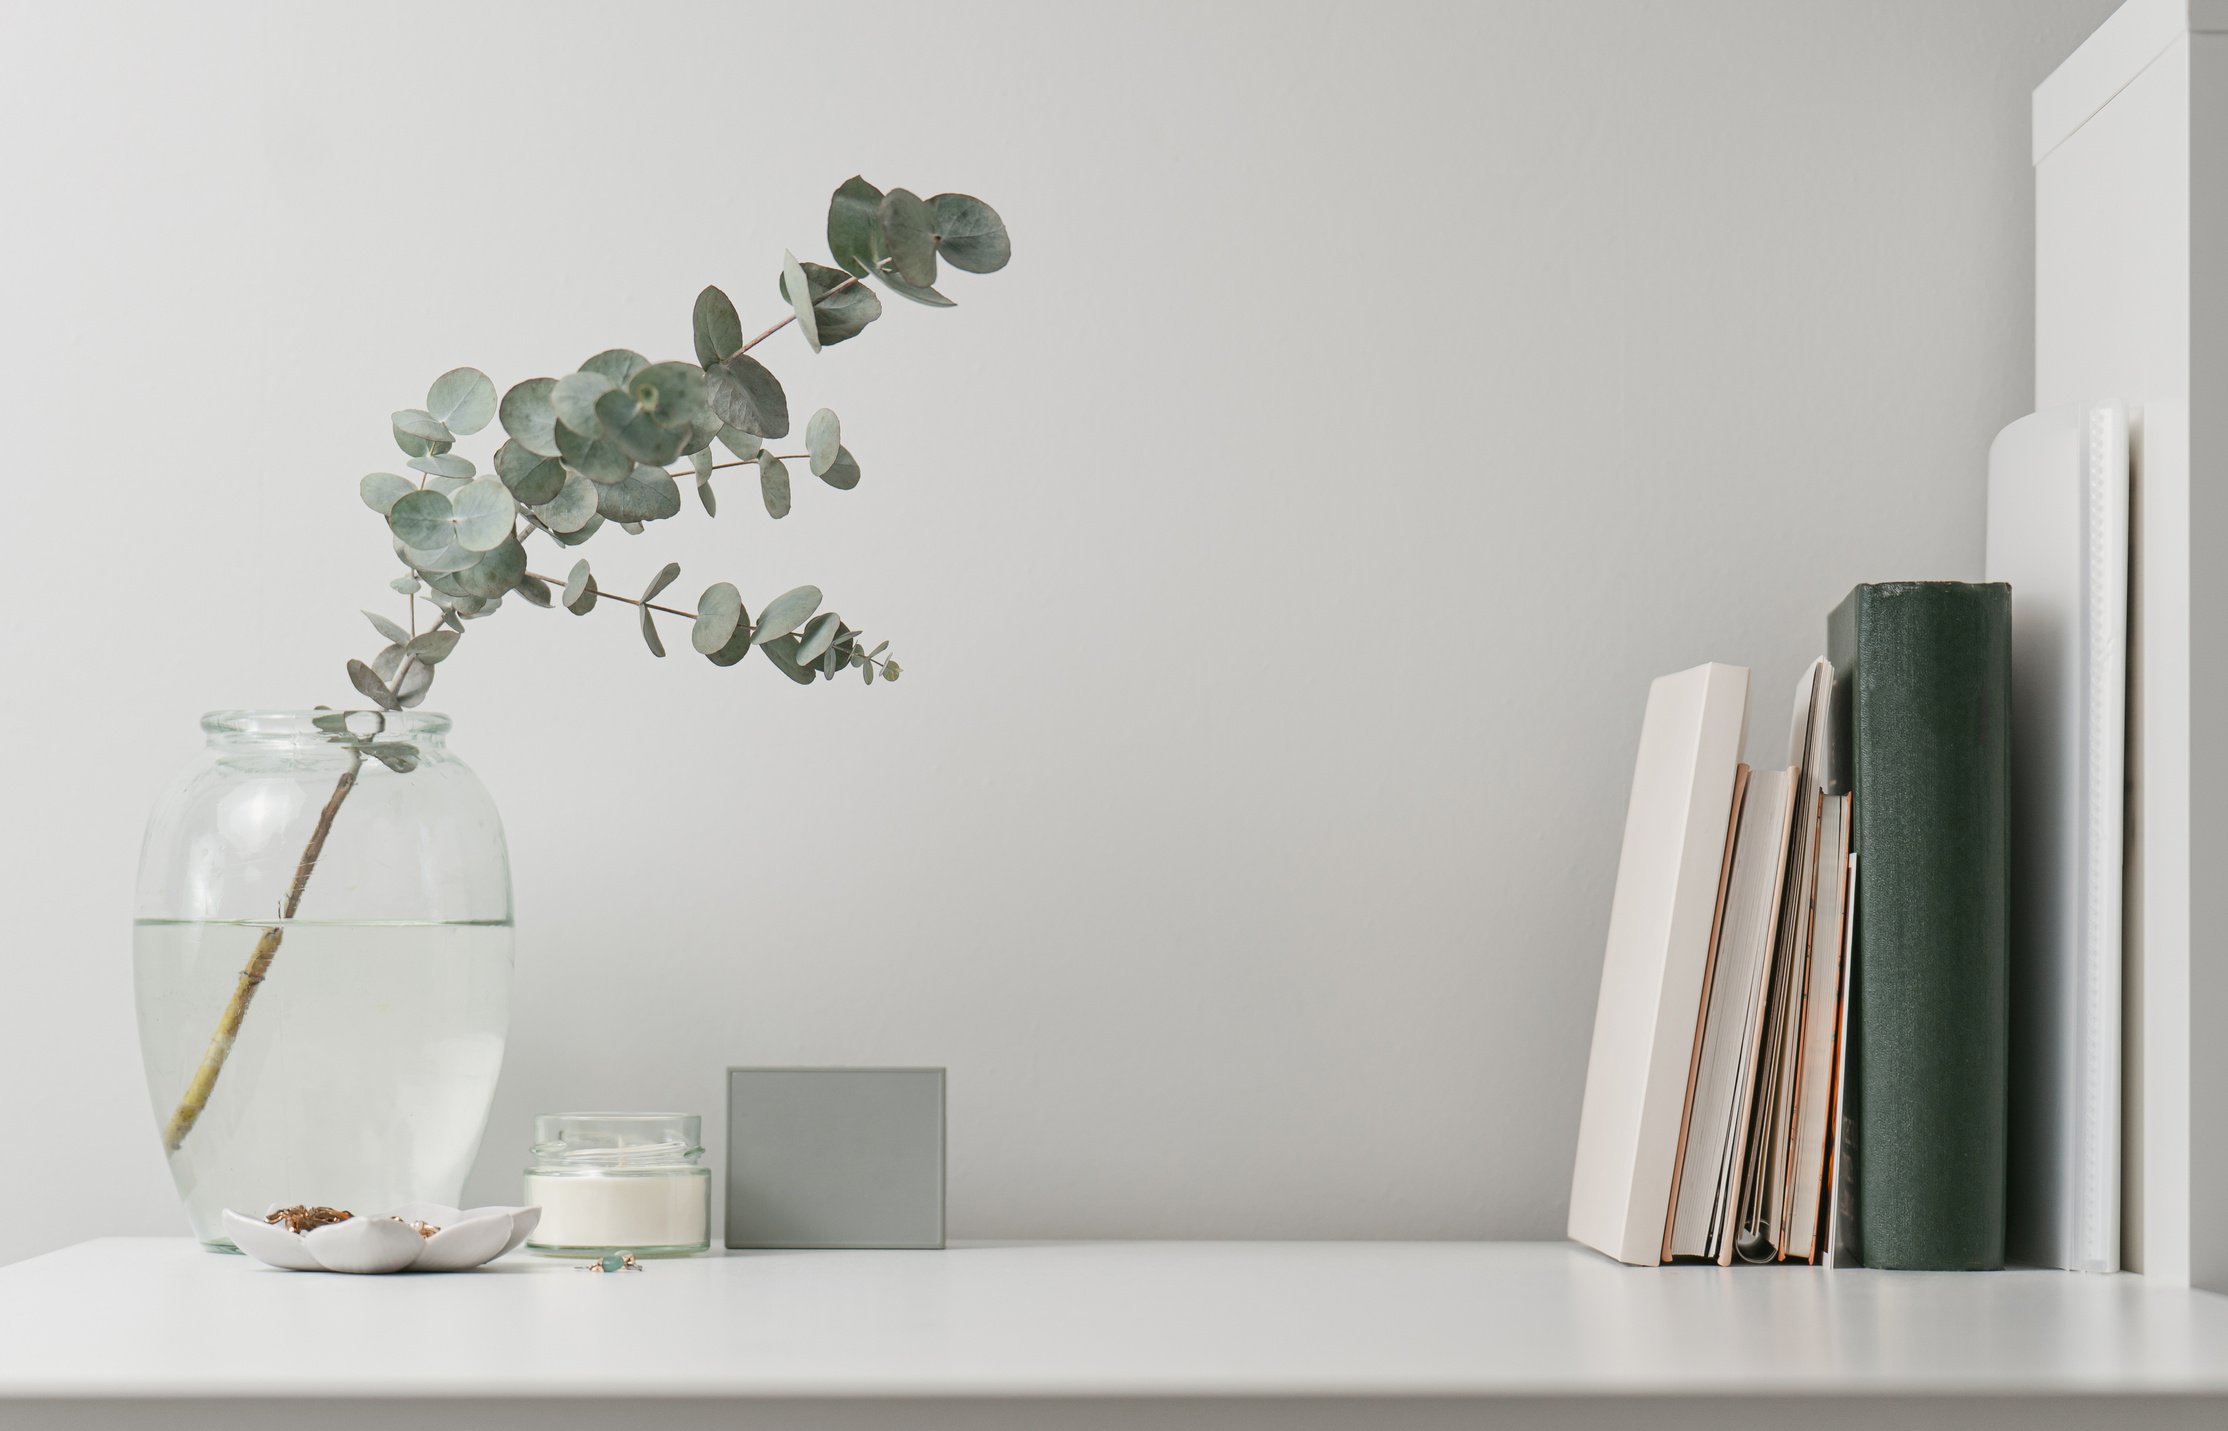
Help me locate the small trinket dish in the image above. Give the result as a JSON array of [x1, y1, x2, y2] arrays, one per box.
[[222, 1203, 541, 1274]]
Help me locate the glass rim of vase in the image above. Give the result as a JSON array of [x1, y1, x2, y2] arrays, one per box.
[[200, 708, 454, 741]]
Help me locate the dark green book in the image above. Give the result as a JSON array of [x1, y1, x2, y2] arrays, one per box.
[[1826, 582, 2010, 1270]]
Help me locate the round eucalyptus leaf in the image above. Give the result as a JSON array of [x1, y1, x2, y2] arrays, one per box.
[[407, 451, 476, 479], [394, 659, 436, 708], [388, 488, 454, 550], [878, 188, 938, 288], [644, 560, 682, 602], [538, 469, 600, 533], [819, 445, 861, 491], [452, 535, 527, 598], [422, 569, 470, 598], [862, 654, 874, 685], [595, 387, 683, 464], [450, 479, 518, 552], [794, 610, 843, 663], [697, 479, 718, 517], [556, 415, 633, 482], [515, 574, 553, 608], [638, 605, 666, 658], [360, 471, 415, 514], [500, 448, 566, 506], [364, 609, 410, 646], [790, 260, 881, 345], [705, 620, 754, 666], [364, 742, 420, 773], [389, 575, 423, 596], [693, 285, 744, 366], [348, 658, 401, 711], [680, 420, 719, 457], [562, 559, 593, 606], [392, 419, 435, 460], [752, 584, 822, 644], [499, 377, 561, 457], [391, 408, 453, 444], [578, 348, 648, 384], [882, 657, 902, 682], [704, 353, 789, 439], [806, 408, 840, 475], [426, 367, 498, 435], [826, 175, 884, 279], [596, 464, 682, 523], [629, 361, 710, 432], [425, 473, 472, 499], [396, 534, 478, 575], [718, 425, 762, 461], [758, 453, 791, 519], [758, 633, 819, 684], [404, 628, 462, 664], [550, 511, 604, 545], [621, 520, 645, 534], [869, 261, 955, 308], [692, 581, 743, 654], [929, 192, 1011, 274], [782, 249, 821, 353], [552, 370, 614, 438]]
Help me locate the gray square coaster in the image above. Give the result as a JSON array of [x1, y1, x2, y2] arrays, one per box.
[[725, 1067, 945, 1249]]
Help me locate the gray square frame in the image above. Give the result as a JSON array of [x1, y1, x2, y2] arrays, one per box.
[[724, 1066, 946, 1250]]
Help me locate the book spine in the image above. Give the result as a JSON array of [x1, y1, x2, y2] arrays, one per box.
[[1826, 583, 2011, 1270]]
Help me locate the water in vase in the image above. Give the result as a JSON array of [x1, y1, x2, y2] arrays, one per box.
[[132, 917, 512, 1249]]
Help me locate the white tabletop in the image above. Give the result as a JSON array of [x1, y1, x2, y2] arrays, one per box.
[[3, 1238, 2227, 1406]]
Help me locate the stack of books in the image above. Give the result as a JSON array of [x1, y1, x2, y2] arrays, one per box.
[[1568, 582, 2011, 1269]]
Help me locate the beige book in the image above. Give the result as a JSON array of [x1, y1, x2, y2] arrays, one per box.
[[1567, 663, 1750, 1266], [1783, 794, 1852, 1261]]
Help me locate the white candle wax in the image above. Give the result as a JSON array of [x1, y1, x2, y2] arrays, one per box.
[[524, 1171, 709, 1251]]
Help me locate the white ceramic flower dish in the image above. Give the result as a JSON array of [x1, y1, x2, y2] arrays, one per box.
[[222, 1203, 541, 1274]]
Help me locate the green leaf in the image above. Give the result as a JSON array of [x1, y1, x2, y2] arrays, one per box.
[[782, 250, 821, 353], [556, 416, 633, 482], [690, 448, 713, 480], [717, 425, 762, 461], [361, 471, 415, 515], [805, 408, 840, 475], [311, 710, 356, 737], [539, 470, 600, 532], [372, 643, 404, 683], [638, 605, 665, 658], [620, 520, 645, 535], [388, 488, 454, 550], [499, 378, 560, 457], [692, 581, 743, 654], [758, 633, 819, 684], [878, 187, 938, 288], [552, 370, 614, 438], [753, 584, 821, 643], [364, 609, 410, 645], [390, 575, 423, 596], [407, 451, 476, 479], [929, 193, 1011, 274], [758, 453, 791, 519], [644, 561, 682, 602], [594, 387, 684, 465], [827, 175, 884, 279], [394, 659, 435, 708], [396, 534, 478, 575], [516, 574, 553, 608], [882, 657, 902, 682], [628, 361, 710, 432], [405, 628, 461, 664], [450, 479, 518, 552], [493, 440, 566, 505], [427, 367, 498, 435], [705, 354, 790, 439], [696, 477, 717, 517], [693, 285, 744, 366], [364, 742, 420, 774], [785, 260, 882, 345], [452, 536, 526, 598], [820, 445, 861, 491], [392, 408, 453, 444], [795, 611, 842, 662], [596, 464, 682, 523], [348, 658, 401, 711], [862, 654, 874, 684], [392, 418, 441, 460], [705, 621, 754, 666], [579, 349, 649, 384], [549, 512, 604, 545], [425, 473, 472, 499], [562, 560, 598, 614]]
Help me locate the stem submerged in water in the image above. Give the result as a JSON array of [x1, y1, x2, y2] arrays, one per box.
[[161, 751, 364, 1154]]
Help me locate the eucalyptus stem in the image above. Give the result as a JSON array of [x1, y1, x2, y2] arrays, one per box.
[[161, 749, 365, 1152], [521, 569, 895, 674]]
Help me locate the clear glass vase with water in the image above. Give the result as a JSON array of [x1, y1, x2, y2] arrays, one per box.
[[132, 710, 513, 1250]]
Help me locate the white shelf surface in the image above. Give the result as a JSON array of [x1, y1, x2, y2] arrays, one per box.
[[3, 1240, 2226, 1425]]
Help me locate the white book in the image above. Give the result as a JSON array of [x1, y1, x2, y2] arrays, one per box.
[[1568, 662, 1750, 1265], [1985, 400, 2127, 1275]]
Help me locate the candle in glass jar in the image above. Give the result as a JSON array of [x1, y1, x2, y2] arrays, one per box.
[[523, 1113, 711, 1255]]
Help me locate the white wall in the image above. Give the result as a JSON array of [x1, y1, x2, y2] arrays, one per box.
[[0, 0, 2117, 1265]]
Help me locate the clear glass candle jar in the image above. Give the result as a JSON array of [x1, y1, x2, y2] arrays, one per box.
[[523, 1113, 711, 1256]]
